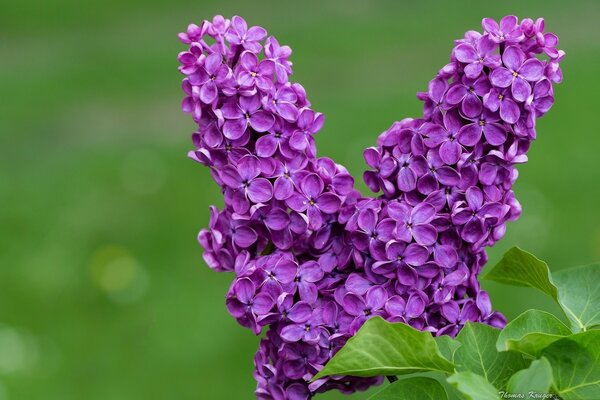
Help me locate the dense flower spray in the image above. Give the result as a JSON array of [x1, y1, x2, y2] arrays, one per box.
[[178, 15, 563, 399]]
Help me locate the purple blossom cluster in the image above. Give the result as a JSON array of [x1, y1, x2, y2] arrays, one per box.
[[178, 15, 563, 399]]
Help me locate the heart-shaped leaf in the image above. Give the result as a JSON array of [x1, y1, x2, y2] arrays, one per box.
[[312, 317, 454, 380], [506, 357, 553, 396], [552, 264, 600, 332], [368, 377, 448, 400], [541, 330, 600, 400], [483, 247, 557, 300], [497, 309, 572, 357], [484, 248, 600, 332], [454, 323, 529, 389], [447, 371, 499, 400]]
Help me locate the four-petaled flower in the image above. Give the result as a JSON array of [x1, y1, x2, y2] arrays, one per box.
[[454, 35, 501, 78], [221, 95, 275, 139], [286, 173, 341, 230], [490, 45, 544, 102]]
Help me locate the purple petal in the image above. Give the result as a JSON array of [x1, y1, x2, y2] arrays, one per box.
[[482, 18, 500, 35], [280, 324, 307, 342], [255, 134, 278, 157], [397, 266, 418, 286], [346, 273, 373, 295], [405, 293, 426, 318], [441, 302, 460, 323], [397, 167, 417, 192], [317, 193, 341, 214], [286, 194, 308, 212], [276, 103, 299, 122], [502, 46, 525, 71], [412, 224, 438, 246], [439, 140, 461, 165], [462, 219, 485, 243], [511, 76, 531, 103], [500, 15, 518, 33], [343, 293, 366, 316], [199, 81, 218, 104], [483, 123, 507, 146], [298, 281, 318, 303], [464, 62, 483, 79], [249, 111, 275, 132], [234, 226, 258, 248], [499, 98, 520, 124], [466, 186, 484, 209], [301, 173, 324, 198], [363, 147, 380, 168], [288, 302, 312, 323], [479, 163, 498, 185], [223, 118, 247, 140], [490, 67, 513, 88], [436, 167, 461, 186], [274, 177, 294, 200], [385, 296, 406, 316], [366, 286, 387, 310], [246, 26, 267, 41], [247, 178, 273, 203], [434, 245, 458, 268], [357, 208, 377, 231], [454, 43, 478, 63], [265, 209, 290, 230], [219, 166, 242, 188], [457, 123, 483, 146], [445, 85, 467, 105], [252, 293, 274, 315], [462, 93, 483, 118], [412, 203, 436, 224], [404, 244, 429, 266], [307, 207, 323, 230], [519, 58, 544, 81], [235, 278, 256, 303], [240, 51, 258, 71]]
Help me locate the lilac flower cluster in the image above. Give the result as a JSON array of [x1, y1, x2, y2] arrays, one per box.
[[178, 15, 563, 399]]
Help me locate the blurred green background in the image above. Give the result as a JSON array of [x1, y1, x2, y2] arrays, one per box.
[[1, 0, 598, 398]]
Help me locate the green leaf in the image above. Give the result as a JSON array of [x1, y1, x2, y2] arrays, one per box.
[[541, 330, 600, 400], [368, 377, 448, 400], [552, 263, 600, 332], [454, 323, 529, 389], [506, 357, 553, 395], [436, 335, 462, 363], [497, 310, 572, 357], [312, 317, 455, 380], [483, 247, 558, 300], [484, 248, 600, 332], [447, 372, 499, 400]]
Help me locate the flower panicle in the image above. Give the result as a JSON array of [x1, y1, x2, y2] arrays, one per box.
[[178, 14, 563, 399]]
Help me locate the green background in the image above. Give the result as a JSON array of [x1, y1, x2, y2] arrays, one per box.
[[1, 0, 598, 398]]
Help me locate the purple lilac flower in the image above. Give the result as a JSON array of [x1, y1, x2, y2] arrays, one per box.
[[178, 14, 564, 398], [490, 45, 545, 102], [286, 173, 341, 230], [221, 95, 275, 139], [454, 35, 500, 79]]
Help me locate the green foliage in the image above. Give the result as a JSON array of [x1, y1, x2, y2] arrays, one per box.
[[453, 323, 529, 389], [552, 264, 600, 331], [368, 377, 448, 400], [447, 372, 499, 400], [542, 330, 600, 400], [483, 247, 558, 300], [485, 248, 600, 332], [312, 317, 454, 380], [497, 309, 571, 357], [506, 358, 553, 396], [317, 248, 600, 399]]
